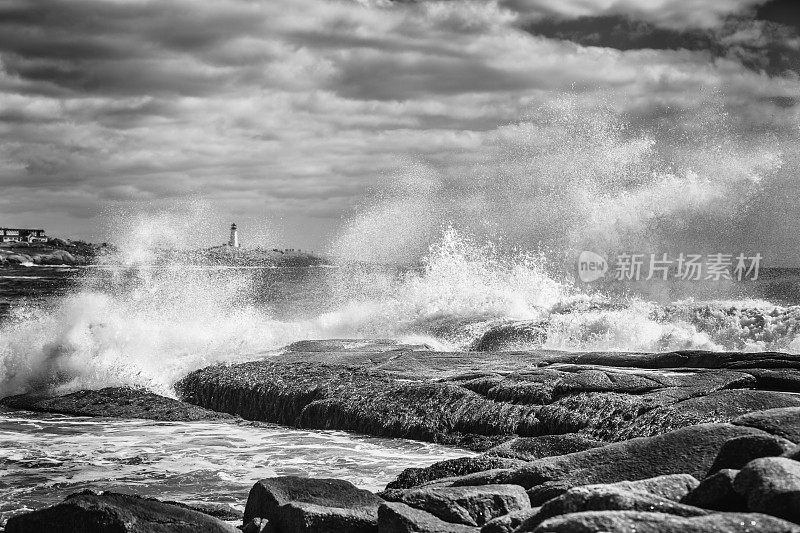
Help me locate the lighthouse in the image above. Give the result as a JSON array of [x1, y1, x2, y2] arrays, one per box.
[[229, 223, 239, 248]]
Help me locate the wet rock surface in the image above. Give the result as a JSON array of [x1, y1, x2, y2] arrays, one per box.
[[0, 387, 231, 422], [733, 457, 800, 523], [244, 476, 383, 533], [175, 346, 800, 450], [3, 490, 238, 533]]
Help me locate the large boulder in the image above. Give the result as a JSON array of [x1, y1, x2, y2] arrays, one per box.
[[3, 490, 238, 533], [452, 424, 770, 489], [528, 510, 800, 533], [380, 485, 528, 526], [518, 486, 709, 530], [243, 476, 382, 533], [707, 435, 795, 474], [734, 408, 800, 442], [377, 502, 478, 533], [681, 469, 746, 512], [734, 457, 800, 523]]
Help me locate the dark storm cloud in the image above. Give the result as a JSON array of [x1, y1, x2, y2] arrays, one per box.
[[519, 0, 800, 75]]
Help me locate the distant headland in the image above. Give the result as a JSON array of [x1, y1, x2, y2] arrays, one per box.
[[0, 225, 329, 267]]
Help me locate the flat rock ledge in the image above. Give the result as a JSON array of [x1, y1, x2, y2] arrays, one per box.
[[0, 386, 231, 422], [176, 343, 800, 450], [6, 341, 800, 532]]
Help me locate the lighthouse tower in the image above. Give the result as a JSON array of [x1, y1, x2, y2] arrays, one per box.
[[229, 223, 239, 248]]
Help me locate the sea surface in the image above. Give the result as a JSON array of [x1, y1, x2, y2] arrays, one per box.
[[2, 253, 800, 525]]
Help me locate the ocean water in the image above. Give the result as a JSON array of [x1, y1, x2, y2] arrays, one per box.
[[0, 411, 468, 526]]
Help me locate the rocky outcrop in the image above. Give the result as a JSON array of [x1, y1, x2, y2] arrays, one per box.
[[3, 490, 238, 533], [448, 423, 772, 489], [0, 387, 231, 422], [243, 476, 383, 533], [175, 347, 800, 451], [0, 241, 103, 266]]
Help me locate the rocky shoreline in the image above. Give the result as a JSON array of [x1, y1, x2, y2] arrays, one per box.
[[2, 340, 800, 532], [0, 240, 107, 266]]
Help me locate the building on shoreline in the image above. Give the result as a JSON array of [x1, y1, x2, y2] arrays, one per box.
[[1, 228, 47, 243]]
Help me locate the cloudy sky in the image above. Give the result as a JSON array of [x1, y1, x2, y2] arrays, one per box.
[[1, 0, 799, 262]]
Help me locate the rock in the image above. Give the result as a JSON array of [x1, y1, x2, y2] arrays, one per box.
[[3, 490, 238, 533], [380, 485, 529, 527], [452, 423, 770, 489], [164, 500, 241, 521], [469, 321, 547, 351], [525, 473, 699, 507], [681, 469, 747, 512], [0, 387, 231, 422], [734, 407, 800, 442], [612, 389, 800, 441], [743, 369, 800, 393], [601, 474, 700, 501], [734, 457, 800, 523], [526, 482, 572, 506], [176, 345, 800, 451], [5, 253, 32, 265], [784, 445, 800, 461], [36, 250, 76, 265], [377, 502, 478, 533], [518, 486, 709, 530], [240, 518, 275, 533], [528, 510, 800, 533], [485, 434, 604, 461], [479, 508, 537, 533], [708, 435, 795, 474], [386, 456, 525, 490], [243, 476, 383, 533], [177, 361, 538, 452]]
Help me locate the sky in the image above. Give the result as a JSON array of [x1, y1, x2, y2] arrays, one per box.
[[0, 0, 799, 262]]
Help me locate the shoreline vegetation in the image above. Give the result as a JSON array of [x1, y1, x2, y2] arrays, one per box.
[[0, 240, 329, 267], [2, 340, 800, 532]]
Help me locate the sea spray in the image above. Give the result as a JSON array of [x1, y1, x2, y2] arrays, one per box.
[[3, 225, 800, 397]]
